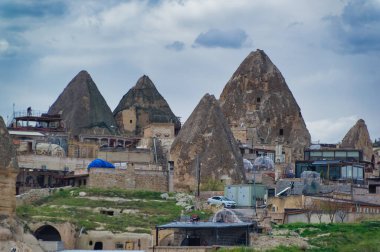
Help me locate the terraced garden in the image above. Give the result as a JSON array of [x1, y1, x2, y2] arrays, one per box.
[[16, 188, 188, 233]]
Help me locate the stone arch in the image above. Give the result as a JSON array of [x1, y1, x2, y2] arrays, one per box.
[[31, 222, 76, 249], [34, 225, 61, 241]]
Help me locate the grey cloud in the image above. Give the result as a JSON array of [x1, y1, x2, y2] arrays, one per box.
[[325, 0, 380, 53], [287, 21, 303, 28], [0, 0, 67, 19], [165, 41, 185, 51], [193, 28, 252, 49]]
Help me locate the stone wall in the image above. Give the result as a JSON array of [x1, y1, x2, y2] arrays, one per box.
[[353, 187, 380, 205], [16, 188, 51, 206], [76, 231, 151, 250], [135, 170, 168, 192], [88, 168, 136, 189], [0, 169, 18, 215], [16, 186, 72, 206], [86, 166, 168, 191], [98, 149, 152, 164], [18, 155, 92, 171], [144, 123, 175, 139]]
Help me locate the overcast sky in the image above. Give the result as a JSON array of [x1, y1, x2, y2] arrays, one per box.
[[0, 0, 379, 143]]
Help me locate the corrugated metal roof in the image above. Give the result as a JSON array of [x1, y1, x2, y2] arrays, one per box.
[[312, 160, 342, 165], [157, 221, 255, 229], [9, 130, 45, 136]]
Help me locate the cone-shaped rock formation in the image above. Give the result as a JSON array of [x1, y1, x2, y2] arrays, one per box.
[[48, 70, 118, 136], [170, 94, 245, 192], [114, 75, 181, 136], [219, 49, 311, 161], [341, 119, 374, 162]]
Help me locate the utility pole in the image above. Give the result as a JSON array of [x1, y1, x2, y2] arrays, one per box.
[[196, 155, 201, 197]]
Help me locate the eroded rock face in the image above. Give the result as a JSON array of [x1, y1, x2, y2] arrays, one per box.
[[170, 94, 246, 192], [219, 49, 311, 161], [113, 75, 180, 136], [48, 70, 118, 136], [341, 119, 374, 162], [0, 117, 18, 170], [0, 116, 18, 216], [0, 218, 44, 252]]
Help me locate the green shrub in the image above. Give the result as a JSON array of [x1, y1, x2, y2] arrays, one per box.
[[200, 179, 224, 191]]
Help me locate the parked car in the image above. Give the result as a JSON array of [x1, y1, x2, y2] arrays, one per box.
[[207, 196, 237, 208]]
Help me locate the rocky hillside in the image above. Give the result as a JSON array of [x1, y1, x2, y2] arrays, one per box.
[[341, 119, 374, 162], [48, 70, 118, 137], [170, 94, 246, 192], [0, 116, 18, 170], [219, 49, 311, 161], [0, 117, 43, 252], [0, 116, 18, 216], [113, 75, 180, 136]]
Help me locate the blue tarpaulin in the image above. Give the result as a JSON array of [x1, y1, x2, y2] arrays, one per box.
[[87, 159, 115, 169]]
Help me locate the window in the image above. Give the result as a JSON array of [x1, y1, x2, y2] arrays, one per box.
[[353, 166, 358, 179], [341, 166, 347, 178], [310, 151, 322, 157], [335, 151, 347, 158], [368, 185, 376, 194], [357, 167, 364, 179], [130, 120, 133, 124], [347, 166, 353, 178], [322, 152, 334, 158], [115, 243, 124, 249], [257, 97, 261, 103], [279, 129, 284, 136], [347, 151, 359, 158]]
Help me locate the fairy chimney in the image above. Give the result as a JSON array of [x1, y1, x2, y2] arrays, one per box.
[[219, 49, 311, 161], [170, 94, 246, 192]]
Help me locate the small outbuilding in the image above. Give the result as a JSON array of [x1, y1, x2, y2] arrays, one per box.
[[155, 221, 256, 247]]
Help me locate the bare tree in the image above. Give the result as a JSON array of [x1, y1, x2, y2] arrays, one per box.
[[313, 201, 324, 224], [321, 199, 340, 223], [336, 203, 351, 223], [296, 196, 315, 224]]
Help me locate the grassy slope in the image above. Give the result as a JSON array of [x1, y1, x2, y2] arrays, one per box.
[[282, 222, 380, 252], [219, 221, 380, 252], [16, 188, 183, 233]]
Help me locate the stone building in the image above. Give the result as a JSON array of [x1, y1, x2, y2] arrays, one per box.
[[113, 75, 181, 136]]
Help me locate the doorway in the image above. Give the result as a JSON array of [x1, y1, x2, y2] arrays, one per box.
[[94, 241, 103, 250]]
